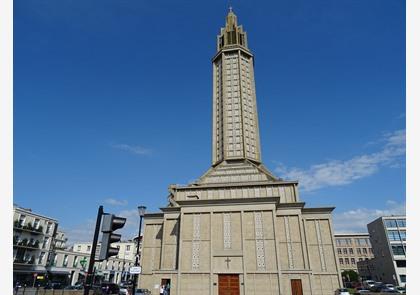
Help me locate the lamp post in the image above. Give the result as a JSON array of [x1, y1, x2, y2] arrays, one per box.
[[132, 206, 146, 295]]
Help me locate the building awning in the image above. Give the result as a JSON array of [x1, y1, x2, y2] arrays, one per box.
[[13, 269, 47, 274], [48, 270, 71, 275]]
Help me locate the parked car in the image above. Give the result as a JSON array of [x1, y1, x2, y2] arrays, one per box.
[[370, 282, 385, 292], [335, 288, 350, 295], [354, 287, 370, 294], [119, 286, 129, 295], [100, 282, 120, 294], [64, 285, 82, 290], [363, 280, 376, 289], [134, 289, 152, 295], [395, 286, 406, 294], [385, 284, 396, 291], [44, 282, 64, 289]]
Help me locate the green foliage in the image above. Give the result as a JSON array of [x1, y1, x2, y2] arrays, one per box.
[[342, 270, 359, 282]]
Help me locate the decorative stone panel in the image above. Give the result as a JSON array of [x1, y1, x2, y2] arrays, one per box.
[[254, 212, 266, 270], [192, 214, 201, 270], [223, 213, 232, 249], [315, 219, 326, 271], [284, 216, 294, 269]]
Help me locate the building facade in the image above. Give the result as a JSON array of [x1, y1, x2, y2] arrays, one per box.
[[357, 216, 406, 286], [334, 233, 374, 273], [139, 10, 341, 295], [13, 205, 58, 285], [13, 205, 138, 287], [72, 240, 138, 284]]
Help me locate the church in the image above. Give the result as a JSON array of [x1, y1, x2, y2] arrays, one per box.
[[139, 9, 341, 295]]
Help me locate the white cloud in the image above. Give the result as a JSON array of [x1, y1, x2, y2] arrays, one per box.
[[62, 219, 96, 246], [275, 129, 405, 192], [110, 143, 151, 155], [104, 198, 128, 206], [333, 201, 406, 233], [63, 208, 143, 246]]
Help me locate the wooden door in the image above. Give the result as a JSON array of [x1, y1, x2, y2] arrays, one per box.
[[218, 274, 240, 295], [291, 279, 303, 295]]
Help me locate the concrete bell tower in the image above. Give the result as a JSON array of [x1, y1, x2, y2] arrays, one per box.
[[212, 8, 262, 166]]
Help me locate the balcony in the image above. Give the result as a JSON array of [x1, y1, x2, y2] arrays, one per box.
[[14, 220, 44, 235], [14, 255, 36, 265], [13, 237, 40, 250]]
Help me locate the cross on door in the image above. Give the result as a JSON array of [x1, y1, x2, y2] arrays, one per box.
[[225, 257, 231, 269]]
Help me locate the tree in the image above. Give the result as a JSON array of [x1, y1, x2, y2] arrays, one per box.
[[342, 270, 359, 282]]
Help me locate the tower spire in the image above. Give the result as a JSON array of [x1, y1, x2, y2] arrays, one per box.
[[216, 8, 248, 51], [212, 11, 261, 165]]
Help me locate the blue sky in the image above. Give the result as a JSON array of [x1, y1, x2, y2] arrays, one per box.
[[14, 0, 405, 243]]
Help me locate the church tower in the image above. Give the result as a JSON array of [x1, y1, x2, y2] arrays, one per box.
[[212, 8, 261, 165], [139, 9, 341, 295]]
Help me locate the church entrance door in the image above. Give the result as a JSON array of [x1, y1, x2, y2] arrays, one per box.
[[218, 274, 240, 295], [291, 279, 303, 295]]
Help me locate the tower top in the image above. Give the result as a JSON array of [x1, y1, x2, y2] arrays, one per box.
[[217, 8, 248, 51]]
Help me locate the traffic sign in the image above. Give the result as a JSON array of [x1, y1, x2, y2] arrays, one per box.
[[129, 266, 141, 274]]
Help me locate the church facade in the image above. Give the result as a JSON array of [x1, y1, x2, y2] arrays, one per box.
[[139, 10, 341, 295]]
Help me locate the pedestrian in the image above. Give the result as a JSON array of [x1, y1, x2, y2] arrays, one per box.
[[160, 285, 164, 295]]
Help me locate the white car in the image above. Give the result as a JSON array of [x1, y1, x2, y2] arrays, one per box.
[[385, 284, 395, 290], [335, 288, 350, 295], [363, 280, 376, 289], [119, 287, 129, 295]]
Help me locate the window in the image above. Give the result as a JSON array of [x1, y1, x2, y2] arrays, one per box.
[[349, 248, 354, 255], [73, 256, 78, 267], [18, 215, 26, 226], [77, 245, 81, 251], [52, 253, 57, 266], [399, 230, 406, 241], [38, 252, 45, 264], [388, 230, 401, 241], [87, 245, 91, 252], [363, 248, 368, 254], [369, 248, 373, 254], [126, 245, 131, 251], [359, 258, 363, 262], [336, 239, 347, 246], [395, 260, 406, 268], [400, 275, 406, 283], [385, 220, 397, 228], [397, 219, 406, 228], [42, 237, 49, 249], [33, 219, 40, 229], [346, 239, 352, 245], [392, 245, 405, 256], [343, 248, 348, 255], [63, 255, 68, 267], [357, 248, 362, 255], [46, 222, 52, 234], [337, 249, 342, 255], [345, 258, 349, 264], [351, 258, 355, 265], [339, 258, 344, 265], [357, 238, 368, 246]]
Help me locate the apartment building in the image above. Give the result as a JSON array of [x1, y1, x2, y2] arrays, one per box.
[[334, 233, 374, 273], [13, 205, 58, 284], [358, 216, 406, 286], [13, 205, 139, 287], [72, 239, 139, 284]]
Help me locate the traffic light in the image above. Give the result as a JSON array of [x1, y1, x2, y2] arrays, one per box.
[[98, 214, 126, 261]]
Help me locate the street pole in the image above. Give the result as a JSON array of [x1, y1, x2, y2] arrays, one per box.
[[132, 206, 146, 295], [84, 206, 103, 295]]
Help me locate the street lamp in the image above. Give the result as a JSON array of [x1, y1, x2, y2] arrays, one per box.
[[132, 205, 146, 295]]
